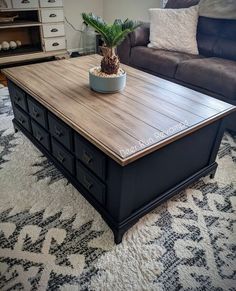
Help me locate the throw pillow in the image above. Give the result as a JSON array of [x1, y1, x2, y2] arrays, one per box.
[[148, 5, 199, 55]]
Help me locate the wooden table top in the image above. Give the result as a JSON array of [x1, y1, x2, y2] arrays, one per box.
[[3, 55, 236, 166]]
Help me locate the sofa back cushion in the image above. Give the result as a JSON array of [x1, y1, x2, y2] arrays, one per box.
[[165, 0, 236, 61]]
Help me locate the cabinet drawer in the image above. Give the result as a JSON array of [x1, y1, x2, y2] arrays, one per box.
[[0, 0, 12, 9], [43, 23, 65, 38], [12, 0, 39, 9], [9, 82, 28, 112], [44, 37, 66, 51], [28, 97, 48, 129], [52, 138, 74, 174], [14, 106, 31, 132], [48, 113, 73, 151], [41, 9, 64, 23], [32, 120, 50, 151], [75, 135, 106, 180], [76, 161, 106, 205], [40, 0, 63, 7]]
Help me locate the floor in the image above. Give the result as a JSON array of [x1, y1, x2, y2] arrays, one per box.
[[0, 72, 7, 87]]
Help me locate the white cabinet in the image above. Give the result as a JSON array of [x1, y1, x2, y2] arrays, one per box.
[[12, 0, 39, 9], [40, 0, 63, 8]]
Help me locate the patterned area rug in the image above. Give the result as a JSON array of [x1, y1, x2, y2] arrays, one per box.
[[0, 86, 236, 291]]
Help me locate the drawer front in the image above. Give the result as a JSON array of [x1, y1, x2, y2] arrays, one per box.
[[44, 37, 66, 51], [28, 97, 48, 129], [76, 161, 106, 205], [52, 138, 74, 174], [43, 23, 65, 38], [32, 120, 50, 151], [14, 106, 31, 132], [41, 9, 64, 23], [12, 0, 39, 9], [0, 0, 12, 9], [40, 0, 63, 7], [48, 114, 73, 151], [9, 83, 28, 112], [75, 135, 106, 180]]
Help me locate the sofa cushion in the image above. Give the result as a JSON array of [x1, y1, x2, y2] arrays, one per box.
[[130, 46, 204, 78], [175, 57, 236, 100], [165, 0, 200, 9], [130, 23, 150, 47]]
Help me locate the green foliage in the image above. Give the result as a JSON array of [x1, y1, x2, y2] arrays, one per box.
[[82, 13, 141, 48]]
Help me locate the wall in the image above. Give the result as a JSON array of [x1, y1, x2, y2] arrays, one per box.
[[64, 0, 103, 51], [103, 0, 162, 23]]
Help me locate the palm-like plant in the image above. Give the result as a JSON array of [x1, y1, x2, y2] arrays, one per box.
[[82, 13, 141, 75]]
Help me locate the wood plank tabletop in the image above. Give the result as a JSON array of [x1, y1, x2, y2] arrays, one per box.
[[3, 55, 236, 166]]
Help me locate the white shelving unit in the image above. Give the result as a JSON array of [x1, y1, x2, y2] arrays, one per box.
[[0, 0, 67, 65]]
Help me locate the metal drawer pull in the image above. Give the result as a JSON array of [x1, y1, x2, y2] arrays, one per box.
[[48, 0, 56, 2], [58, 152, 65, 163], [83, 175, 93, 190], [52, 42, 59, 47], [55, 126, 62, 137], [51, 28, 58, 32], [36, 132, 43, 142], [83, 151, 93, 164], [49, 14, 57, 17], [14, 96, 21, 102], [32, 107, 40, 118], [22, 0, 30, 3], [19, 117, 25, 124]]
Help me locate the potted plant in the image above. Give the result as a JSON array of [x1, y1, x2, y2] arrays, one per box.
[[82, 13, 140, 93]]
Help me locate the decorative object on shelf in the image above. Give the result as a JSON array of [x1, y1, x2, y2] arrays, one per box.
[[16, 40, 22, 47], [0, 15, 18, 23], [82, 13, 140, 93], [1, 41, 10, 50], [9, 40, 17, 49]]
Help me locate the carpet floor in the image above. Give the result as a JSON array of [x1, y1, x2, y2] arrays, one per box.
[[0, 86, 235, 291]]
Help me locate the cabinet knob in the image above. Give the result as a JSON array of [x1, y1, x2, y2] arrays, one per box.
[[32, 107, 39, 118], [51, 28, 58, 32], [55, 126, 63, 137], [48, 0, 56, 2], [83, 151, 93, 165], [52, 42, 59, 47], [83, 176, 93, 191], [21, 0, 30, 3], [58, 152, 65, 163], [19, 118, 25, 124], [49, 14, 57, 18], [36, 132, 43, 142]]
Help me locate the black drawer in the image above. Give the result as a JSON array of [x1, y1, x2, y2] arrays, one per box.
[[76, 161, 106, 205], [28, 97, 48, 129], [49, 114, 73, 151], [32, 120, 50, 152], [75, 135, 106, 180], [52, 138, 75, 174], [14, 106, 31, 132], [9, 81, 28, 112]]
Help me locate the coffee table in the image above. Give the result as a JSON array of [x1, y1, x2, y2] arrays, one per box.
[[3, 55, 235, 244]]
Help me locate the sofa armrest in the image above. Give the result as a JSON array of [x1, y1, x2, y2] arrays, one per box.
[[117, 23, 150, 65], [117, 34, 132, 65], [130, 23, 150, 47]]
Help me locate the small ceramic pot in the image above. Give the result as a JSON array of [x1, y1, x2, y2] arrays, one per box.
[[89, 68, 126, 93]]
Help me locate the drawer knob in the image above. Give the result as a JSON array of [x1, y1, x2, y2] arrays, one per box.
[[21, 0, 30, 3], [36, 132, 43, 142], [32, 107, 40, 118], [19, 118, 25, 124], [14, 96, 21, 102], [51, 28, 58, 32], [52, 42, 59, 47], [83, 176, 93, 190], [48, 0, 56, 2], [49, 14, 57, 18], [55, 126, 63, 137], [58, 152, 65, 163], [83, 151, 93, 165]]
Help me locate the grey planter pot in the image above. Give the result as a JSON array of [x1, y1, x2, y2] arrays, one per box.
[[89, 68, 126, 93]]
